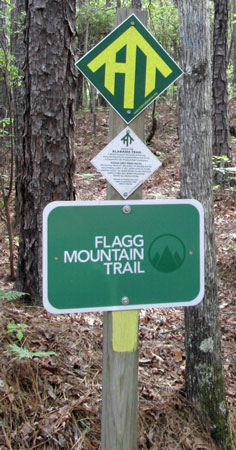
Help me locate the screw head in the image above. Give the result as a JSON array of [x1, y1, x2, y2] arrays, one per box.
[[123, 205, 131, 214], [121, 296, 130, 305]]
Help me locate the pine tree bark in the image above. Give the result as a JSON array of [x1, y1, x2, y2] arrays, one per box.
[[16, 0, 77, 300], [212, 0, 231, 159], [178, 1, 235, 449]]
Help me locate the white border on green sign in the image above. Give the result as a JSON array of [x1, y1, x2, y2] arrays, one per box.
[[43, 199, 204, 314]]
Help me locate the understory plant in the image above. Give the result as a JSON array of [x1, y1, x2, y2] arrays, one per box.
[[1, 289, 57, 360]]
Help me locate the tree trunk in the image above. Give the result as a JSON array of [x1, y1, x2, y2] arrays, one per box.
[[0, 0, 8, 119], [178, 1, 235, 449], [75, 71, 83, 111], [131, 0, 142, 9], [212, 0, 231, 160], [11, 0, 26, 222], [233, 0, 236, 89], [16, 0, 77, 300]]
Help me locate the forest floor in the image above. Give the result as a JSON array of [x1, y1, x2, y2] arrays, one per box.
[[0, 102, 236, 449]]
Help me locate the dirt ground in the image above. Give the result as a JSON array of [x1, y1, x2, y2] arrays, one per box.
[[0, 102, 235, 449]]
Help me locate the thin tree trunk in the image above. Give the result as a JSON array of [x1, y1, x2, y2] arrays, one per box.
[[0, 0, 16, 280], [0, 0, 8, 119], [178, 1, 235, 449], [131, 0, 142, 8], [11, 0, 26, 222], [233, 0, 236, 89]]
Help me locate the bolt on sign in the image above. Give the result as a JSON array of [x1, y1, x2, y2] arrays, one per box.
[[91, 127, 162, 199], [76, 14, 183, 123], [43, 200, 204, 314]]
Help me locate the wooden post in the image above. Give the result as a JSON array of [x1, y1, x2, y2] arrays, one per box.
[[101, 8, 147, 450]]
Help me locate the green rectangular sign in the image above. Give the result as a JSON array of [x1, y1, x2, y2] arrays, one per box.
[[76, 14, 183, 123], [43, 200, 204, 314]]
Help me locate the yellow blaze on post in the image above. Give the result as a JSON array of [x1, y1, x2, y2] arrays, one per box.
[[88, 27, 173, 109], [112, 310, 139, 352]]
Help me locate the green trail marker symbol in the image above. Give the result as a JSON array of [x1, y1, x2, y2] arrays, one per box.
[[121, 130, 134, 146], [43, 200, 204, 314], [76, 14, 183, 123]]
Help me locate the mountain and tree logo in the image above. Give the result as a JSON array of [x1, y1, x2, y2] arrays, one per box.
[[148, 234, 186, 273]]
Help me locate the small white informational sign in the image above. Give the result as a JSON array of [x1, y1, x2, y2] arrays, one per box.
[[91, 127, 162, 199]]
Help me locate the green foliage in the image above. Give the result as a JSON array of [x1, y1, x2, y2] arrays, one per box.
[[0, 289, 26, 302], [76, 0, 116, 57], [4, 235, 19, 244], [0, 0, 23, 89], [0, 117, 12, 139], [4, 309, 57, 361], [227, 64, 236, 99], [213, 155, 230, 163], [228, 233, 236, 250], [0, 49, 21, 88], [6, 323, 27, 341], [0, 117, 10, 129], [6, 344, 57, 360], [0, 0, 25, 34], [0, 2, 25, 280], [146, 0, 179, 59]]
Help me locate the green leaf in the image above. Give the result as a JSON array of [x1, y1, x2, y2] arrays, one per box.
[[6, 323, 28, 341], [0, 290, 27, 301], [6, 344, 57, 360], [7, 344, 33, 359]]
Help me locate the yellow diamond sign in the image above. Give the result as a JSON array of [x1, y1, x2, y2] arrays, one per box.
[[76, 14, 183, 123]]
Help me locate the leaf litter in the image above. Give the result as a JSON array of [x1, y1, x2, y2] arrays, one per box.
[[0, 103, 235, 448]]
